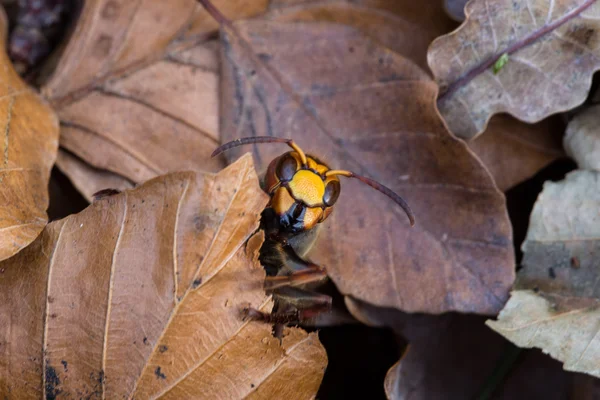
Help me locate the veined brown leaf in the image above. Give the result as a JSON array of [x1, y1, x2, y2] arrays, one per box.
[[41, 0, 269, 187], [0, 155, 327, 399], [219, 14, 514, 314], [488, 170, 600, 378], [265, 0, 456, 72], [429, 0, 600, 139], [0, 8, 59, 261]]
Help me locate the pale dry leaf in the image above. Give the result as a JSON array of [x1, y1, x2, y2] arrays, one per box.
[[0, 154, 327, 399], [219, 16, 514, 314], [55, 150, 135, 202], [0, 8, 59, 261], [40, 0, 269, 191], [429, 0, 600, 139], [469, 114, 565, 191], [487, 170, 600, 378], [564, 104, 600, 171]]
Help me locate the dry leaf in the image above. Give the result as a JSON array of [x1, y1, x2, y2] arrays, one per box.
[[265, 0, 456, 72], [469, 114, 565, 191], [428, 0, 600, 139], [0, 8, 59, 261], [219, 15, 514, 314], [268, 0, 561, 191], [564, 104, 600, 171], [55, 150, 135, 202], [346, 298, 577, 400], [487, 170, 600, 378], [0, 154, 327, 398], [42, 0, 269, 187]]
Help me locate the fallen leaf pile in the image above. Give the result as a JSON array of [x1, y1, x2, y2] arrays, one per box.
[[2, 0, 600, 397]]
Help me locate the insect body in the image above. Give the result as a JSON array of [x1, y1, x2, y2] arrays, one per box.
[[213, 137, 414, 332]]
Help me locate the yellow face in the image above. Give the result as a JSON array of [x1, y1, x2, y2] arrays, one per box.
[[264, 152, 340, 232]]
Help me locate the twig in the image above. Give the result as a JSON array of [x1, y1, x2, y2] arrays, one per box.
[[196, 0, 232, 27]]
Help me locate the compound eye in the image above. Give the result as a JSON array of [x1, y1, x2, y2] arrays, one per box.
[[276, 153, 298, 182], [323, 180, 340, 206]]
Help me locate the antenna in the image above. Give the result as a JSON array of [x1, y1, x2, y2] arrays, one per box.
[[214, 137, 415, 226]]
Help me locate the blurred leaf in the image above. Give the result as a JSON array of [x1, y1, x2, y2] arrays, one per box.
[[429, 0, 600, 139], [488, 170, 600, 378], [469, 115, 565, 191], [564, 104, 600, 171], [219, 10, 514, 314], [0, 8, 59, 261], [0, 155, 327, 398], [41, 0, 269, 189]]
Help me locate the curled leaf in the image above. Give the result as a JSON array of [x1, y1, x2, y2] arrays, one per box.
[[55, 150, 135, 202], [488, 170, 600, 378], [0, 155, 327, 398], [429, 0, 600, 139], [0, 8, 59, 261]]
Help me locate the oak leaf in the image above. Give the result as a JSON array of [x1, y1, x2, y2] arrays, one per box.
[[218, 12, 514, 314], [429, 0, 600, 139], [0, 9, 59, 261], [0, 155, 327, 399], [487, 170, 600, 378]]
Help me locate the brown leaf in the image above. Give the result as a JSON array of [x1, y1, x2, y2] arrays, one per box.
[[429, 0, 600, 139], [564, 104, 600, 171], [469, 114, 565, 191], [346, 298, 579, 400], [55, 150, 135, 202], [219, 15, 514, 313], [265, 0, 456, 72], [0, 9, 59, 261], [0, 154, 327, 398], [41, 0, 269, 187], [487, 170, 600, 378]]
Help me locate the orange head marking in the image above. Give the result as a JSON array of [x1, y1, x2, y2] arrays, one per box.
[[212, 136, 414, 233]]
